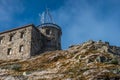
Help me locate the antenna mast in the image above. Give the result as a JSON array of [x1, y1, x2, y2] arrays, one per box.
[[39, 8, 53, 24]]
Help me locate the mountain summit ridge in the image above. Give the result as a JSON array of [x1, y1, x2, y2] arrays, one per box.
[[0, 40, 120, 80]]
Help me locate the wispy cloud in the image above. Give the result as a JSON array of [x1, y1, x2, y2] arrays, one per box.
[[0, 0, 24, 28], [52, 0, 120, 49], [0, 0, 119, 49]]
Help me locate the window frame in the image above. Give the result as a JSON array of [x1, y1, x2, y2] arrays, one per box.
[[9, 35, 13, 41], [19, 45, 24, 52], [0, 36, 3, 44], [20, 32, 25, 38], [46, 29, 50, 35], [7, 48, 12, 55]]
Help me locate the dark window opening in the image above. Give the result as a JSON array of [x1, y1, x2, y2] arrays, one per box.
[[9, 35, 13, 41], [47, 40, 51, 47], [20, 32, 24, 38], [7, 48, 12, 55], [0, 38, 3, 44], [19, 45, 24, 52], [46, 29, 50, 35], [58, 43, 61, 46]]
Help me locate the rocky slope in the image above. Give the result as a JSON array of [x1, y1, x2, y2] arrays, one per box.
[[0, 40, 120, 80]]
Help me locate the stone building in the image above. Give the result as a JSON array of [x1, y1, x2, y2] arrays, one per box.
[[0, 9, 62, 60], [38, 23, 62, 51]]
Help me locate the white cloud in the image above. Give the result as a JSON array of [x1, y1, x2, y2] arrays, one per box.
[[52, 0, 120, 49]]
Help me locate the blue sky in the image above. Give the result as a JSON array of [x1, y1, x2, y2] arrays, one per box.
[[0, 0, 120, 49]]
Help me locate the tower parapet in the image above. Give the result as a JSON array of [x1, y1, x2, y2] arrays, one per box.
[[38, 9, 62, 51]]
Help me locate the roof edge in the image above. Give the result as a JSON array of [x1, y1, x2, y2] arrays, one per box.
[[0, 24, 35, 35]]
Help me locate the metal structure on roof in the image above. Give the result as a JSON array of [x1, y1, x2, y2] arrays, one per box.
[[38, 8, 62, 31], [39, 23, 61, 30], [39, 8, 53, 24]]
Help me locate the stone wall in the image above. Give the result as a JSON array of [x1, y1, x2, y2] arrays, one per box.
[[0, 23, 62, 60], [0, 25, 33, 60], [31, 27, 42, 56], [39, 26, 61, 51]]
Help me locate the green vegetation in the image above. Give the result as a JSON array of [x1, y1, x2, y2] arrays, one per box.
[[1, 63, 22, 71], [11, 64, 22, 71], [110, 58, 118, 65]]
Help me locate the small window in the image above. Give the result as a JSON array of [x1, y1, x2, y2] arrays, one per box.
[[20, 32, 24, 38], [46, 29, 50, 35], [0, 38, 3, 44], [47, 40, 51, 47], [19, 45, 24, 52], [7, 48, 12, 55], [9, 35, 13, 41], [58, 43, 61, 46]]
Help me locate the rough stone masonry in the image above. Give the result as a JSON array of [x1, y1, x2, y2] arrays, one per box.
[[0, 23, 62, 60]]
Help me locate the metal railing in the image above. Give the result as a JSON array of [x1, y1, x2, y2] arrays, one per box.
[[38, 23, 61, 30]]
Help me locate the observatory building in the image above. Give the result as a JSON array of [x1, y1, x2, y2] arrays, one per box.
[[0, 9, 62, 60]]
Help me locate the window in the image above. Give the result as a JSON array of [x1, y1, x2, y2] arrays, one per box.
[[9, 35, 13, 41], [58, 43, 61, 46], [47, 40, 51, 47], [19, 45, 24, 52], [0, 37, 3, 44], [20, 32, 24, 38], [46, 29, 50, 35], [0, 39, 2, 44], [7, 48, 12, 55]]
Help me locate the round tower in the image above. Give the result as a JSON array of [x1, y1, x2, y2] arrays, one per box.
[[38, 9, 62, 51]]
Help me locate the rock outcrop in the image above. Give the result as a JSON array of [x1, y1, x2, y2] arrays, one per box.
[[0, 40, 120, 80]]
